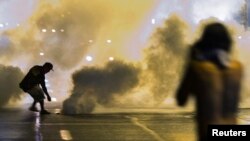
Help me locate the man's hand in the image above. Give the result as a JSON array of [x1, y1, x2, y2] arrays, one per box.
[[47, 95, 51, 102]]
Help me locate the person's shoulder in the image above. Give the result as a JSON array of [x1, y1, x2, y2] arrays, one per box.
[[188, 59, 221, 78], [229, 60, 244, 71], [30, 65, 43, 75], [229, 59, 241, 66], [31, 65, 42, 70]]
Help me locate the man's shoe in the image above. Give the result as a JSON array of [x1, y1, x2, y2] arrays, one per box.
[[29, 106, 39, 112], [40, 110, 51, 115]]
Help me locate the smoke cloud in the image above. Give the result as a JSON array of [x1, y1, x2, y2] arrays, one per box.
[[143, 15, 189, 104], [62, 60, 140, 114], [0, 0, 155, 70], [0, 64, 24, 107], [0, 0, 155, 102], [1, 0, 249, 111], [0, 34, 14, 59]]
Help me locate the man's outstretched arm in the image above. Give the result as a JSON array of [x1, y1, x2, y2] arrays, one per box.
[[41, 80, 51, 101]]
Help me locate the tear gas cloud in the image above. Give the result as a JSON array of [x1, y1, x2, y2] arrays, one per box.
[[0, 65, 24, 107], [0, 0, 155, 103], [63, 60, 140, 114], [63, 15, 189, 114], [1, 0, 250, 113], [143, 15, 188, 104]]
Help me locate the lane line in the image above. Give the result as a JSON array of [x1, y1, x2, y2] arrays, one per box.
[[60, 130, 73, 140], [237, 118, 250, 124], [125, 116, 165, 141]]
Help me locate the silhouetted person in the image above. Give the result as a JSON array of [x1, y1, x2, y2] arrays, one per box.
[[19, 62, 54, 114], [176, 22, 243, 141]]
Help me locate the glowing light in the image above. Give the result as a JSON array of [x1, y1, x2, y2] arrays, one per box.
[[52, 29, 56, 32], [86, 55, 93, 62], [16, 23, 20, 27], [88, 40, 93, 43], [5, 22, 8, 26], [42, 29, 47, 32], [151, 18, 156, 24], [55, 108, 61, 114], [238, 36, 242, 39], [106, 40, 112, 43], [0, 24, 4, 28], [60, 130, 73, 140], [109, 57, 114, 61], [39, 52, 44, 56], [51, 97, 57, 102], [60, 29, 64, 32]]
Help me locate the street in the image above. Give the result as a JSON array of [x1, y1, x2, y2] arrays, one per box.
[[0, 104, 249, 141]]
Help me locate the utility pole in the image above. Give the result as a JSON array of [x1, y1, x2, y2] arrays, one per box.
[[243, 0, 249, 30]]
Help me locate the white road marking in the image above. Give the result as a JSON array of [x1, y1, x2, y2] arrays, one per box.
[[237, 118, 250, 124], [125, 116, 165, 141], [60, 130, 73, 140]]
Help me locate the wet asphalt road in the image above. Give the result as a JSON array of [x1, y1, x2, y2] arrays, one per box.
[[0, 105, 249, 141]]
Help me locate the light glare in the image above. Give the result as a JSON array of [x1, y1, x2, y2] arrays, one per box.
[[86, 55, 93, 62], [106, 40, 112, 43], [51, 97, 57, 102], [42, 29, 47, 32], [109, 57, 114, 61], [151, 18, 156, 24]]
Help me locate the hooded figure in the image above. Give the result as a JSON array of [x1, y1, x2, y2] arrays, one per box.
[[176, 22, 243, 141]]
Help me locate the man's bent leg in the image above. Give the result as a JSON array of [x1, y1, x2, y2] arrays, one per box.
[[27, 85, 48, 113], [38, 100, 44, 111], [31, 100, 36, 107], [39, 100, 50, 114], [29, 100, 39, 112]]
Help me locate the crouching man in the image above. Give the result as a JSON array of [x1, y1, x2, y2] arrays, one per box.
[[19, 62, 54, 114]]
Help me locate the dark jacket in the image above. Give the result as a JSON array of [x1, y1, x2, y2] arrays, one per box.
[[19, 65, 47, 93]]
